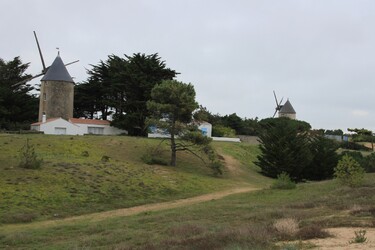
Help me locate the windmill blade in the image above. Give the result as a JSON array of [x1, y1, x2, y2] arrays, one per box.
[[273, 90, 279, 106], [272, 109, 278, 118], [11, 73, 44, 87], [34, 31, 47, 73], [278, 97, 284, 108], [64, 60, 79, 67]]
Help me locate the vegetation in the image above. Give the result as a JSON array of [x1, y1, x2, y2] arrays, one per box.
[[271, 172, 296, 190], [0, 134, 263, 224], [18, 138, 43, 169], [193, 106, 259, 136], [74, 53, 177, 136], [148, 80, 204, 167], [349, 229, 367, 244], [334, 155, 365, 187], [0, 57, 38, 130], [1, 170, 375, 249], [256, 118, 339, 181]]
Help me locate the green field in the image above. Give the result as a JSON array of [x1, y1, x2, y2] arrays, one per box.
[[1, 134, 375, 249], [0, 134, 267, 224]]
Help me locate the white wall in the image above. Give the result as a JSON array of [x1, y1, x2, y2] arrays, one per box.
[[31, 119, 127, 135], [39, 118, 80, 135]]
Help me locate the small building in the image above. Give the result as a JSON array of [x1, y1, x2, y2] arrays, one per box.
[[31, 117, 127, 135]]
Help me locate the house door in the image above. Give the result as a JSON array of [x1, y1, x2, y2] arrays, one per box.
[[54, 127, 67, 135]]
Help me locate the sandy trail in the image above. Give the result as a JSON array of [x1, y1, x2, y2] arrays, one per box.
[[2, 154, 259, 231]]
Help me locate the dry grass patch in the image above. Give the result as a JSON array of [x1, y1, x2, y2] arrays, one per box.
[[274, 218, 299, 240]]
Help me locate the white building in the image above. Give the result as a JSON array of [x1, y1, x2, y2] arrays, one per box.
[[31, 117, 127, 135]]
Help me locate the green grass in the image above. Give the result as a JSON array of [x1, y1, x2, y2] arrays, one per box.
[[0, 134, 266, 224], [2, 174, 375, 249]]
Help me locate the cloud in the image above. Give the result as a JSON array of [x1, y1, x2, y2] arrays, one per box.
[[351, 110, 369, 117]]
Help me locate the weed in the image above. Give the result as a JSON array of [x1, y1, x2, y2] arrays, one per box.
[[101, 155, 110, 162], [296, 224, 331, 240], [349, 229, 367, 244], [18, 138, 43, 169], [274, 218, 299, 240], [271, 172, 296, 190], [81, 151, 89, 157]]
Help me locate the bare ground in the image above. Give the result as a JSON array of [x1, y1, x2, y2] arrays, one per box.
[[305, 227, 375, 249]]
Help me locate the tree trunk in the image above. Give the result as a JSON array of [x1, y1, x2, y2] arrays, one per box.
[[170, 120, 177, 166]]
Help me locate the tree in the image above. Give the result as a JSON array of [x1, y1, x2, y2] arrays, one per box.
[[0, 57, 38, 130], [256, 118, 339, 181], [256, 118, 312, 181], [147, 80, 199, 166], [304, 135, 339, 180], [75, 53, 177, 136], [334, 155, 365, 187]]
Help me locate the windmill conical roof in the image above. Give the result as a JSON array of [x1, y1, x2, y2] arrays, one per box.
[[41, 55, 74, 83], [279, 99, 296, 114]]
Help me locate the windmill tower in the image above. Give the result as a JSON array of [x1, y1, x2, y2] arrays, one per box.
[[14, 32, 78, 122], [38, 53, 75, 122], [272, 91, 296, 120]]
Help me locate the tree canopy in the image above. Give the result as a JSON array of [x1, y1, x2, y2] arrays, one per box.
[[256, 117, 338, 181], [0, 57, 38, 130], [147, 80, 200, 166], [74, 53, 177, 136]]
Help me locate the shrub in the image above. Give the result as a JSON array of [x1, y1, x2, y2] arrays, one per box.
[[296, 224, 331, 240], [141, 144, 168, 166], [81, 151, 89, 157], [340, 141, 371, 151], [274, 218, 299, 240], [18, 139, 43, 169], [334, 155, 365, 187], [212, 125, 236, 137], [271, 172, 296, 190], [349, 229, 367, 244], [101, 155, 110, 162]]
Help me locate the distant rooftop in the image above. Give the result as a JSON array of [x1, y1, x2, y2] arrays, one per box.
[[279, 99, 296, 114], [41, 54, 74, 83]]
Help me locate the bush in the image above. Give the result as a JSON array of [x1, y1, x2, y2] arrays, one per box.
[[141, 144, 168, 166], [340, 141, 371, 151], [271, 172, 296, 189], [334, 155, 365, 187], [18, 139, 43, 169], [212, 125, 236, 137]]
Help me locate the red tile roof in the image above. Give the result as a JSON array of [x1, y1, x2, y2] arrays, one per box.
[[69, 118, 110, 125], [31, 118, 60, 125]]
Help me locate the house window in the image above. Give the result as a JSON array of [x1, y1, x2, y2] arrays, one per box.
[[88, 127, 104, 135], [55, 127, 67, 135], [43, 93, 46, 101]]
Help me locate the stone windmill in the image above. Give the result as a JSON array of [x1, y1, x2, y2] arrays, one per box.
[[14, 32, 78, 122], [273, 91, 296, 119]]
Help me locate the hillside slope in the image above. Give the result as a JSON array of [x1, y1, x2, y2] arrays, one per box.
[[0, 134, 268, 224]]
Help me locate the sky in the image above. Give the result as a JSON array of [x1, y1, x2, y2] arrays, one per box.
[[1, 0, 375, 132]]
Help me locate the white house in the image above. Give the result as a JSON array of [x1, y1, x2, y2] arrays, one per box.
[[31, 117, 127, 135]]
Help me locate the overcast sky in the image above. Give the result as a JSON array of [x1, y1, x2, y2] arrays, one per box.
[[2, 0, 375, 132]]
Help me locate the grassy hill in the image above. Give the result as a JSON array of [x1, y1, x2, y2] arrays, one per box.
[[0, 134, 268, 224], [2, 134, 374, 249]]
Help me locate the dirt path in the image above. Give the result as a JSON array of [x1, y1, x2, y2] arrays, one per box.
[[2, 155, 259, 232]]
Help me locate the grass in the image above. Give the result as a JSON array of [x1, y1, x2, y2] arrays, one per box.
[[0, 134, 266, 224], [1, 173, 375, 249], [2, 134, 374, 249]]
